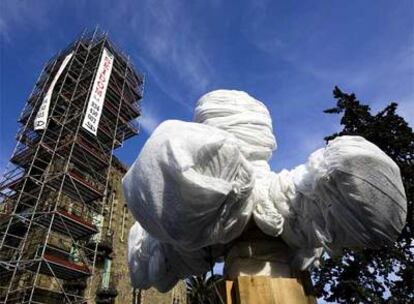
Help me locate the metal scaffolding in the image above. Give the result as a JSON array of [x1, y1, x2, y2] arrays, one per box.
[[0, 28, 143, 303]]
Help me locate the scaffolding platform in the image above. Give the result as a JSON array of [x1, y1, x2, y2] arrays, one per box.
[[26, 249, 90, 280], [35, 209, 98, 239], [47, 171, 104, 203]]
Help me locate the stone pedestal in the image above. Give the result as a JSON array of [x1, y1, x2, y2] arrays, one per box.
[[223, 224, 316, 304]]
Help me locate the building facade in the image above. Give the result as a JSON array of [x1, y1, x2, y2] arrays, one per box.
[[0, 29, 186, 304]]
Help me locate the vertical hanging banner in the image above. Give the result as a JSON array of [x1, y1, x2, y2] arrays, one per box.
[[82, 48, 114, 136], [34, 52, 73, 130]]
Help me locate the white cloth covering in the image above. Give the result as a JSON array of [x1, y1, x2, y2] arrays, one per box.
[[123, 120, 255, 252], [128, 222, 212, 292], [124, 90, 407, 291], [194, 89, 276, 162], [194, 90, 284, 238], [280, 136, 407, 261]]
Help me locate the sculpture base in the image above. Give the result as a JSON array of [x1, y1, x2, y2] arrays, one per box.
[[224, 276, 316, 304], [223, 223, 316, 304]]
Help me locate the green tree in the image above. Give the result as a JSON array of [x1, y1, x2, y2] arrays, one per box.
[[313, 87, 414, 303], [186, 273, 224, 304]]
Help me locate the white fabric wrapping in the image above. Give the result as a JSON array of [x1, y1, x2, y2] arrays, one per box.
[[123, 119, 255, 251], [194, 90, 284, 237], [194, 90, 276, 162], [128, 222, 211, 292], [125, 89, 407, 291], [273, 136, 407, 267]]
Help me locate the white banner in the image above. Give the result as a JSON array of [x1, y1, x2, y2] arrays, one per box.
[[82, 48, 114, 136], [34, 52, 73, 130]]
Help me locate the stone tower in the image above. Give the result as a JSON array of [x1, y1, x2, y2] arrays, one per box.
[[0, 28, 186, 304]]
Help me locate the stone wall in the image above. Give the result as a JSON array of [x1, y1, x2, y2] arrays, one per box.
[[87, 166, 188, 304]]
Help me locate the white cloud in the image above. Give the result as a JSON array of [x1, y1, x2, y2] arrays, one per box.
[[242, 3, 413, 116], [137, 109, 162, 135], [0, 1, 54, 43], [137, 59, 194, 112], [110, 0, 213, 107], [0, 15, 9, 42], [271, 129, 327, 171], [397, 99, 414, 127], [213, 262, 224, 275]]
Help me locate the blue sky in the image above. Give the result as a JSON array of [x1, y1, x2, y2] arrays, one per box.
[[1, 0, 413, 175]]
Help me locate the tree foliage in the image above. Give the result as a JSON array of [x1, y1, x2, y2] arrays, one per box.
[[313, 87, 414, 303], [186, 273, 224, 304]]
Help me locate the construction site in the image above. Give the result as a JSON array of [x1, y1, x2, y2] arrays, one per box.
[[0, 29, 186, 304]]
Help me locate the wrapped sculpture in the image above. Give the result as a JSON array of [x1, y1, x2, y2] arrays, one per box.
[[124, 90, 407, 292]]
